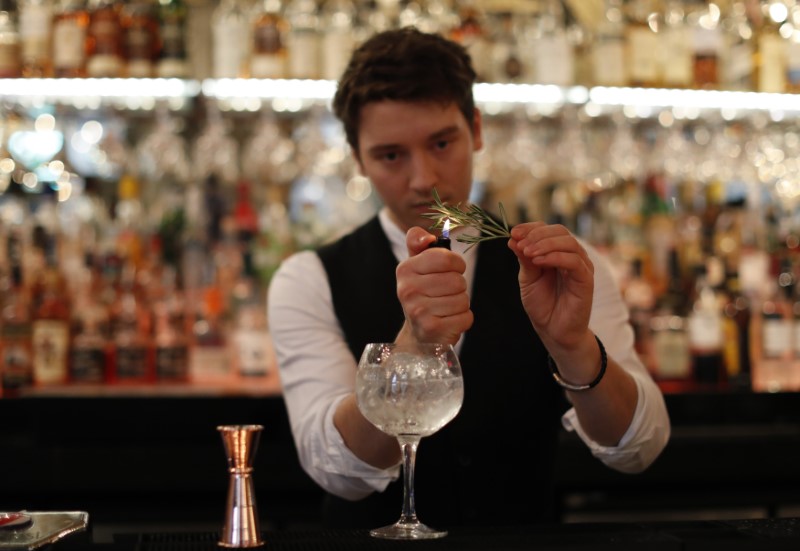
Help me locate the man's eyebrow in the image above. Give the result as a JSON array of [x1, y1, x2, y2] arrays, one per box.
[[429, 126, 460, 140], [366, 143, 401, 156]]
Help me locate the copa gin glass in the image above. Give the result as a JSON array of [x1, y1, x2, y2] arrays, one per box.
[[355, 342, 464, 540]]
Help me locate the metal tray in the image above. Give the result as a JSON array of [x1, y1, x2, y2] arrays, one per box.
[[0, 511, 88, 550]]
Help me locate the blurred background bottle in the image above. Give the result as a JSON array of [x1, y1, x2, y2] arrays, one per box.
[[51, 0, 87, 77], [86, 0, 123, 77], [18, 0, 51, 76], [250, 0, 287, 79]]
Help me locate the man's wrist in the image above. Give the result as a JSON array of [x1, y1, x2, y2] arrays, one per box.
[[547, 334, 607, 392]]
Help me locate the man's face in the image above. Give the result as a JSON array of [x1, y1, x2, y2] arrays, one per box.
[[354, 100, 483, 233]]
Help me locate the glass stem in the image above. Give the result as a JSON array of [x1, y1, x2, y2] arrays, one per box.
[[397, 436, 420, 525]]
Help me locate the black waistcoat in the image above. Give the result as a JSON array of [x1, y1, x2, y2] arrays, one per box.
[[317, 216, 568, 528]]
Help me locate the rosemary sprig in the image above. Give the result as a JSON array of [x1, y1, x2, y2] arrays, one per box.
[[422, 188, 511, 251]]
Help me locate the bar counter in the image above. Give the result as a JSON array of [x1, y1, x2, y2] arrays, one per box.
[[2, 388, 800, 540], [56, 517, 800, 550]]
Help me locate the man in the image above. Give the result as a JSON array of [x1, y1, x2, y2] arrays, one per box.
[[267, 27, 670, 528]]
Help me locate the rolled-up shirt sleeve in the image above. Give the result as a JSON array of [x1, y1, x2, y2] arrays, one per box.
[[561, 243, 671, 473], [267, 251, 399, 501]]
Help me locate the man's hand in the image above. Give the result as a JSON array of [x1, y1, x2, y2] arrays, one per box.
[[395, 227, 473, 346], [508, 222, 594, 353]]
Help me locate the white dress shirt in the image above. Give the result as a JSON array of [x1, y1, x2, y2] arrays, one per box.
[[267, 208, 671, 501]]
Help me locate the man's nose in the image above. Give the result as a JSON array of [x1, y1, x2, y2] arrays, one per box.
[[409, 152, 437, 193]]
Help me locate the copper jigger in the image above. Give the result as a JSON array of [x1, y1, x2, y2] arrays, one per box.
[[218, 424, 265, 548]]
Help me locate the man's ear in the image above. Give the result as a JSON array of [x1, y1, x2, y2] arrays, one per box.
[[351, 146, 365, 175], [472, 108, 484, 152]]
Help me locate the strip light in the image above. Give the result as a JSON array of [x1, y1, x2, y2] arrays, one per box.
[[0, 78, 201, 109], [2, 79, 800, 118]]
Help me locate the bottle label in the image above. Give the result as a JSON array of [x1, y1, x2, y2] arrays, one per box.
[[115, 344, 148, 380], [759, 34, 787, 93], [653, 330, 691, 379], [1, 338, 33, 389], [725, 41, 753, 88], [763, 318, 791, 358], [19, 3, 51, 60], [87, 54, 122, 78], [322, 31, 354, 81], [155, 344, 189, 380], [253, 23, 282, 55], [627, 27, 660, 84], [89, 13, 121, 55], [533, 34, 573, 86], [287, 30, 320, 79], [0, 43, 21, 77], [53, 19, 87, 69], [125, 24, 156, 67], [251, 54, 285, 79], [786, 40, 800, 86], [32, 319, 69, 384], [159, 20, 186, 60], [661, 27, 692, 87], [213, 19, 249, 78], [592, 38, 626, 86], [190, 345, 231, 379], [70, 347, 106, 383], [235, 329, 273, 377], [688, 312, 722, 351]]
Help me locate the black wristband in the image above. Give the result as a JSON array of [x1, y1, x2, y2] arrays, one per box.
[[547, 335, 607, 392]]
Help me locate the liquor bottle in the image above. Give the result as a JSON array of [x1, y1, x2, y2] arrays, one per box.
[[320, 0, 355, 81], [0, 231, 32, 394], [720, 0, 755, 91], [121, 0, 158, 78], [486, 11, 522, 83], [31, 234, 70, 385], [17, 0, 52, 76], [623, 257, 656, 356], [530, 0, 573, 86], [687, 263, 725, 385], [449, 0, 491, 82], [212, 0, 249, 78], [284, 0, 320, 79], [648, 248, 691, 382], [156, 0, 188, 78], [753, 263, 793, 392], [660, 0, 693, 88], [69, 273, 110, 384], [689, 0, 723, 89], [0, 0, 21, 77], [85, 0, 124, 77], [189, 285, 231, 380], [625, 0, 661, 87], [250, 0, 287, 79], [109, 263, 153, 383], [231, 279, 273, 378], [52, 0, 88, 77], [592, 0, 627, 87], [786, 3, 800, 92], [152, 266, 189, 381], [755, 0, 787, 93], [723, 270, 751, 389]]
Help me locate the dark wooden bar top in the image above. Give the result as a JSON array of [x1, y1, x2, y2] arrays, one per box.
[[2, 389, 800, 540], [56, 517, 800, 550]]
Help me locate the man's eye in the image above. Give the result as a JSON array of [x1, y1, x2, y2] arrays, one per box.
[[382, 152, 399, 162], [434, 140, 450, 151]]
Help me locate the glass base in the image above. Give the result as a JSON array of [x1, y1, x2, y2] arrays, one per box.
[[369, 520, 448, 540]]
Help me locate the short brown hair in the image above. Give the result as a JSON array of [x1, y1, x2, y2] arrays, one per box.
[[332, 27, 477, 155]]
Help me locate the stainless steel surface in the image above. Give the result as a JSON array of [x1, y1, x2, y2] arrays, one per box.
[[218, 424, 265, 548], [0, 511, 88, 550]]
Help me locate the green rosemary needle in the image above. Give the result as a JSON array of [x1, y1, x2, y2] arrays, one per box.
[[422, 188, 511, 251]]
